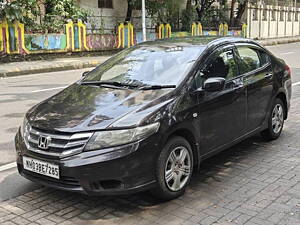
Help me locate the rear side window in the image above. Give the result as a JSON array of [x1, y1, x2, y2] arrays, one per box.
[[258, 51, 271, 66], [237, 47, 261, 74]]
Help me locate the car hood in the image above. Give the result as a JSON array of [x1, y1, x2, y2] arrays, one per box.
[[27, 83, 172, 133]]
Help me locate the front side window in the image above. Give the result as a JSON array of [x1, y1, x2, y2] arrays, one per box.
[[193, 49, 238, 89], [237, 47, 261, 74], [204, 49, 238, 79], [84, 45, 205, 86]]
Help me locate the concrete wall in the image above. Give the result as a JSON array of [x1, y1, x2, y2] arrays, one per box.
[[86, 34, 116, 50], [25, 34, 67, 51], [247, 4, 300, 39]]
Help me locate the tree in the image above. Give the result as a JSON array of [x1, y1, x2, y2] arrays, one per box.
[[229, 0, 236, 26], [181, 0, 194, 30], [230, 0, 257, 27], [194, 0, 215, 22], [125, 0, 143, 22], [234, 0, 248, 26], [146, 0, 181, 29], [0, 0, 39, 24], [125, 0, 134, 21], [42, 0, 89, 32]]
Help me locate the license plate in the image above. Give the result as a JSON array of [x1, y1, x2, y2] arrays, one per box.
[[23, 156, 60, 179]]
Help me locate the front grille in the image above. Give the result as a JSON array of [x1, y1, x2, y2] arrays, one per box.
[[24, 125, 93, 158]]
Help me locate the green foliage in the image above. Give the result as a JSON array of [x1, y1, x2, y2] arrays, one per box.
[[201, 4, 230, 27], [42, 0, 90, 33], [45, 0, 89, 22], [146, 0, 182, 30], [0, 0, 90, 33], [0, 0, 36, 23]]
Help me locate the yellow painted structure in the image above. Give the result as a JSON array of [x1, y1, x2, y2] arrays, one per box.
[[128, 22, 134, 47], [66, 20, 75, 51], [65, 20, 90, 52], [191, 22, 203, 36], [74, 20, 90, 51], [117, 22, 134, 48], [0, 22, 3, 52], [79, 20, 89, 51], [219, 23, 229, 36], [0, 20, 29, 54], [219, 23, 224, 36], [242, 23, 248, 38], [17, 21, 29, 54], [165, 24, 172, 38], [157, 23, 172, 39], [223, 23, 229, 36]]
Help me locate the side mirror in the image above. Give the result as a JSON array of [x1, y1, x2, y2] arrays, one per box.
[[82, 71, 90, 77], [203, 77, 225, 92]]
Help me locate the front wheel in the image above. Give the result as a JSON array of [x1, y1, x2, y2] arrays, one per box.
[[151, 136, 193, 200], [261, 98, 285, 141]]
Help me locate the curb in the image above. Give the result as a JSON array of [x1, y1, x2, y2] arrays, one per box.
[[0, 60, 102, 78], [258, 37, 300, 46]]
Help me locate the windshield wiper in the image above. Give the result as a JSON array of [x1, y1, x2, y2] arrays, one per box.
[[139, 85, 176, 90], [80, 81, 139, 88]]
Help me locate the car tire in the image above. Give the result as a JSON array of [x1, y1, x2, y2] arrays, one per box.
[[261, 98, 285, 141], [151, 136, 193, 200]]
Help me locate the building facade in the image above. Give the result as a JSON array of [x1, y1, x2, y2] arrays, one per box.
[[77, 0, 144, 34]]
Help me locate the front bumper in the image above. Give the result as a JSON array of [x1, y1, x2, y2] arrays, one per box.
[[15, 130, 159, 195]]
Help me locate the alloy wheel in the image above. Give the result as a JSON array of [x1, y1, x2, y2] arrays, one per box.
[[164, 146, 191, 192], [272, 103, 284, 134]]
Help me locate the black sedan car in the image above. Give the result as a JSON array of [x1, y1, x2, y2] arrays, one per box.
[[15, 37, 292, 200]]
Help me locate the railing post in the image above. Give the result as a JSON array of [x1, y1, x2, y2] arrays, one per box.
[[165, 23, 172, 38], [78, 20, 89, 51]]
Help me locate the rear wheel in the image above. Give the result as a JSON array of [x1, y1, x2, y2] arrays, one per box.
[[151, 136, 193, 200], [261, 98, 285, 141]]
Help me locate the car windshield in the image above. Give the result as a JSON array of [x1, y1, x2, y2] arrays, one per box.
[[83, 44, 206, 87]]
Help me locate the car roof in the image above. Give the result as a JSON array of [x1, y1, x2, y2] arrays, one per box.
[[139, 36, 261, 49]]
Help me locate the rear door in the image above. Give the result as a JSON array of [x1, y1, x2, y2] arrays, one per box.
[[235, 45, 273, 132], [193, 45, 247, 155]]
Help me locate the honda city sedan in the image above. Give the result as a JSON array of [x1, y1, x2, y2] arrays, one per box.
[[15, 37, 292, 200]]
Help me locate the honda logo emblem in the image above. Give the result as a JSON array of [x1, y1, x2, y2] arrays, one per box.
[[38, 136, 51, 150]]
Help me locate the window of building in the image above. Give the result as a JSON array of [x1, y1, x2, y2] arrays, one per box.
[[288, 11, 292, 21], [271, 10, 276, 21], [98, 0, 113, 9], [262, 9, 268, 21], [237, 47, 261, 74], [253, 9, 258, 21], [280, 11, 284, 21]]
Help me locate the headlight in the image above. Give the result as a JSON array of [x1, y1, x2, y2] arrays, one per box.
[[84, 122, 160, 151], [20, 116, 28, 138]]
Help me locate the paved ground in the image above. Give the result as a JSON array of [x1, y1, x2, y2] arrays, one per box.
[[0, 42, 300, 225]]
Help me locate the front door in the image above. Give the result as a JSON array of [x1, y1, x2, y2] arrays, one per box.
[[194, 46, 247, 155]]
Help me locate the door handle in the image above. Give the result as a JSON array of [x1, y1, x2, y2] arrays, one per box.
[[265, 73, 273, 79]]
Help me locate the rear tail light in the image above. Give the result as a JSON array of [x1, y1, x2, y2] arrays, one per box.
[[285, 65, 291, 76]]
